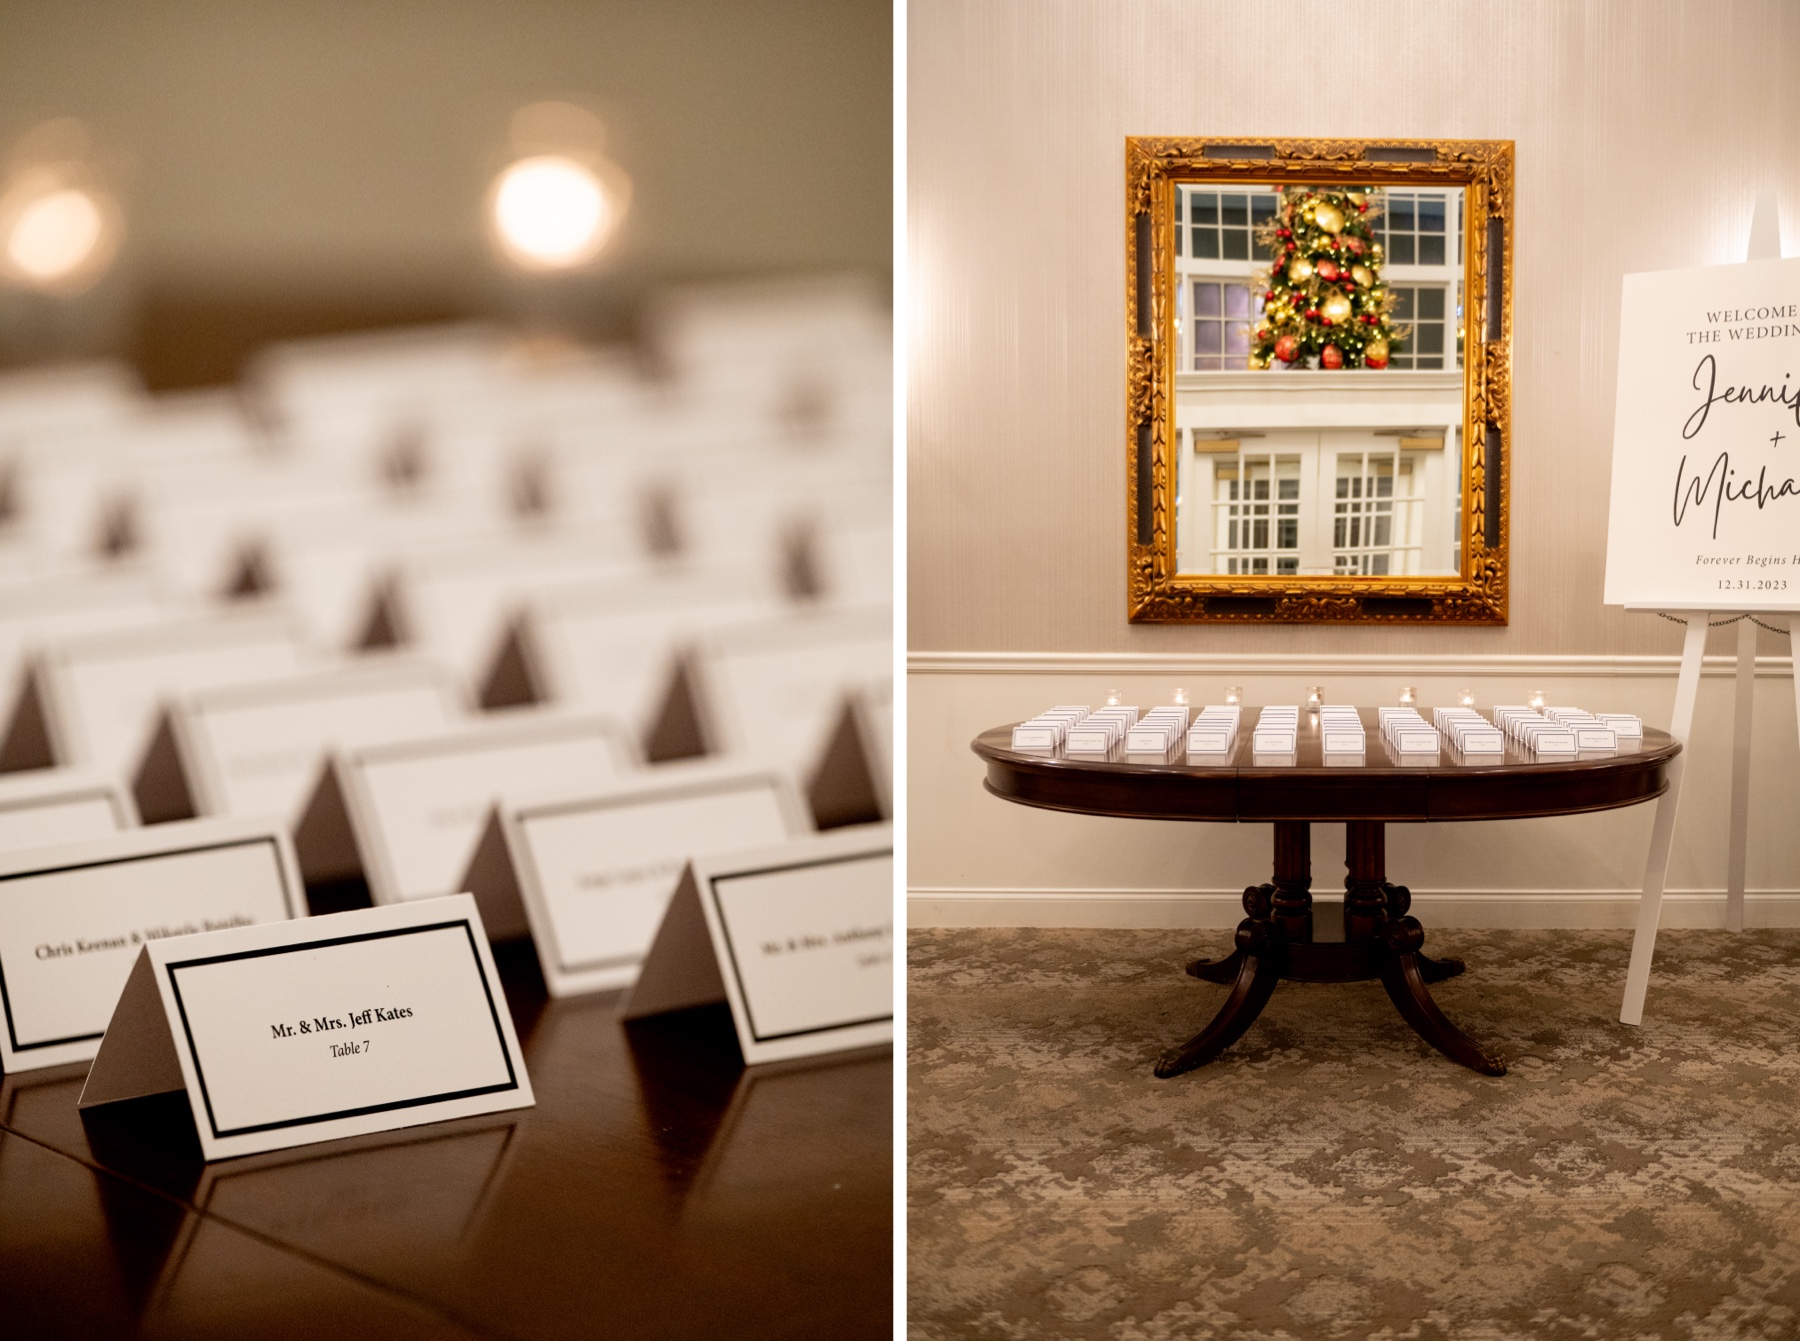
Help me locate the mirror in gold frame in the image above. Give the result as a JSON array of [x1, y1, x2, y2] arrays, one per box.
[[1126, 138, 1512, 624]]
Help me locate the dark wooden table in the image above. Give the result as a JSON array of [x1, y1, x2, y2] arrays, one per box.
[[973, 708, 1679, 1079], [0, 926, 890, 1340]]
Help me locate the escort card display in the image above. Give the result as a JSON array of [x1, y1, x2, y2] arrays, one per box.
[[0, 768, 135, 851], [333, 714, 633, 926], [1125, 706, 1190, 753], [1011, 707, 1090, 751], [1318, 706, 1367, 756], [78, 895, 534, 1160], [1432, 708, 1506, 755], [1377, 708, 1441, 755], [1491, 707, 1579, 755], [1065, 708, 1138, 753], [621, 826, 893, 1065], [1252, 707, 1299, 755], [0, 817, 303, 1072], [165, 661, 462, 825], [463, 766, 808, 996], [1186, 705, 1241, 754], [1603, 254, 1800, 612]]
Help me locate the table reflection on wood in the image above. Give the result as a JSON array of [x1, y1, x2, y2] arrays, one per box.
[[0, 939, 891, 1341]]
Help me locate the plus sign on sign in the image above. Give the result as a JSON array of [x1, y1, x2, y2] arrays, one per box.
[[1604, 255, 1800, 612]]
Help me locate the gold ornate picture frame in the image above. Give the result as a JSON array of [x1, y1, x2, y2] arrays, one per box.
[[1126, 137, 1513, 624]]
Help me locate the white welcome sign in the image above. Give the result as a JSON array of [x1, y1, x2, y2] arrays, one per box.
[[1604, 255, 1800, 611]]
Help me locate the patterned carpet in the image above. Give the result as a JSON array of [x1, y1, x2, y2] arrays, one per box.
[[908, 926, 1800, 1340]]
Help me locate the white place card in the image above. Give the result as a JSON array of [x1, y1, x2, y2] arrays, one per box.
[[467, 766, 809, 997], [335, 713, 634, 920], [168, 659, 462, 825], [32, 611, 307, 778], [695, 606, 891, 771], [78, 895, 533, 1161], [1604, 255, 1800, 612], [0, 768, 136, 851], [0, 817, 303, 1073], [621, 827, 892, 1065]]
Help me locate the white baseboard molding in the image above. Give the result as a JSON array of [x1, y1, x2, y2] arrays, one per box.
[[909, 888, 1800, 930]]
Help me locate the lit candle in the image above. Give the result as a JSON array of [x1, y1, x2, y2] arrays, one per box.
[[1172, 687, 1188, 706], [1306, 685, 1324, 709], [1224, 685, 1242, 706], [1528, 688, 1546, 710], [1459, 688, 1476, 708], [1105, 688, 1122, 707], [1398, 686, 1416, 707]]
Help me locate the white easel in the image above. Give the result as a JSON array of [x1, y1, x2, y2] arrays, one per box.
[[1619, 195, 1800, 1026]]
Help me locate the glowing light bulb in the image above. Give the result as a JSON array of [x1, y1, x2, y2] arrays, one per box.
[[490, 155, 618, 270], [7, 188, 101, 281]]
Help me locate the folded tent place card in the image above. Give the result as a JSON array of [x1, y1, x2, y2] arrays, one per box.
[[26, 611, 307, 779], [1010, 706, 1089, 752], [333, 713, 633, 933], [463, 765, 809, 996], [1432, 707, 1506, 755], [1125, 706, 1189, 753], [1186, 705, 1241, 754], [621, 826, 892, 1065], [1318, 706, 1367, 756], [1377, 708, 1441, 755], [0, 817, 302, 1073], [79, 894, 533, 1161], [0, 768, 135, 852], [1065, 707, 1137, 753], [1251, 706, 1299, 755], [159, 659, 462, 826]]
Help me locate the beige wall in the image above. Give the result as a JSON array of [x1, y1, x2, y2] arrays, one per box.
[[907, 1, 1800, 927], [907, 0, 1800, 658]]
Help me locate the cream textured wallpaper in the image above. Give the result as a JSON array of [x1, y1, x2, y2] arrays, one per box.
[[907, 0, 1800, 657]]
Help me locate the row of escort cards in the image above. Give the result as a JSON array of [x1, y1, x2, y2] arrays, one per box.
[[0, 280, 893, 1162], [1010, 701, 1646, 764]]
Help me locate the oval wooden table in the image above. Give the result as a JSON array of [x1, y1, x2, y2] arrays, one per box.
[[972, 710, 1680, 1079]]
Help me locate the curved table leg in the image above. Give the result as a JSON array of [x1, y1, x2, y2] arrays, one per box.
[[1384, 882, 1465, 983], [1185, 947, 1244, 984], [1157, 922, 1281, 1078], [1378, 918, 1506, 1075]]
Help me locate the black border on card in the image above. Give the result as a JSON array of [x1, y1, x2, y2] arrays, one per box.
[[0, 836, 300, 1055], [517, 774, 787, 976], [0, 785, 127, 828], [704, 848, 894, 1044], [165, 919, 518, 1140]]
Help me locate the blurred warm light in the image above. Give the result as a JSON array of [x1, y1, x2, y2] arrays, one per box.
[[0, 169, 120, 293], [492, 157, 613, 269]]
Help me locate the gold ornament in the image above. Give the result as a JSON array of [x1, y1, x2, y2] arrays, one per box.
[[1288, 257, 1314, 283], [1248, 354, 1270, 370], [1313, 201, 1345, 234], [1365, 338, 1390, 362], [1370, 241, 1384, 261], [1350, 264, 1373, 288], [1321, 292, 1352, 324]]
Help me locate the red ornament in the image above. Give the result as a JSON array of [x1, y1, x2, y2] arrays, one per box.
[[1320, 344, 1343, 369], [1304, 308, 1319, 319], [1357, 201, 1368, 213], [1365, 350, 1388, 369], [1273, 334, 1299, 363], [1315, 259, 1340, 282], [1320, 316, 1334, 326], [1264, 291, 1275, 302]]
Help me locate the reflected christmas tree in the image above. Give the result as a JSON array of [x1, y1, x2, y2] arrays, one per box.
[[1249, 187, 1404, 370]]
